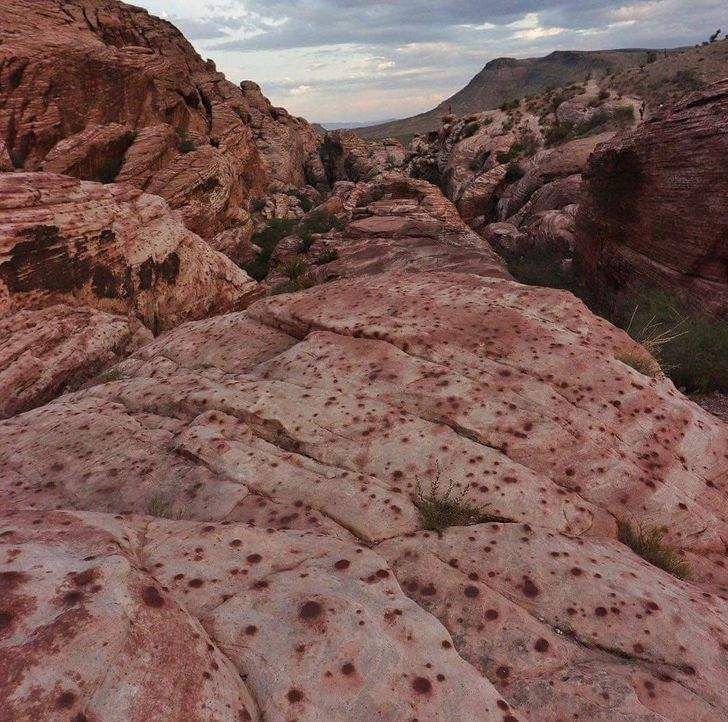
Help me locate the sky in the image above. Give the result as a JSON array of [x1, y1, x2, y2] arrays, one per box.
[[133, 1, 725, 123]]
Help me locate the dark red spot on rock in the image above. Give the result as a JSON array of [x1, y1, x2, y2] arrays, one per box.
[[142, 586, 164, 607], [299, 600, 322, 620], [412, 676, 432, 694]]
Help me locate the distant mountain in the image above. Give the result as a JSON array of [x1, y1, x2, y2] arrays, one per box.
[[354, 48, 682, 141], [318, 119, 398, 131]]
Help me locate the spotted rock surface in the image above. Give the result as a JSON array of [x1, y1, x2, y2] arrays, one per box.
[[0, 172, 257, 332], [0, 304, 151, 419], [1, 257, 726, 719]]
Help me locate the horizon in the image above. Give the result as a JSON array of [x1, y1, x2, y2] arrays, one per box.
[[101, 2, 724, 122]]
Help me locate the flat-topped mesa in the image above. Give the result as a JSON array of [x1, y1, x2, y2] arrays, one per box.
[[575, 78, 728, 319], [0, 0, 325, 244]]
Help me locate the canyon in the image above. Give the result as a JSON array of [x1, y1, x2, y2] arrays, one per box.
[[0, 2, 727, 721]]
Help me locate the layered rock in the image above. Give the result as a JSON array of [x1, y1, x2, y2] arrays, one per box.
[[0, 172, 257, 332], [576, 80, 728, 318], [1, 261, 726, 719], [0, 0, 324, 243], [0, 304, 151, 418], [321, 130, 406, 184]]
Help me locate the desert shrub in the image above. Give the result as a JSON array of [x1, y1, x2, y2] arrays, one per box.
[[250, 197, 266, 213], [672, 69, 701, 90], [612, 105, 636, 127], [415, 475, 512, 534], [270, 274, 316, 295], [146, 496, 168, 517], [242, 217, 298, 281], [615, 349, 662, 378], [617, 291, 728, 392], [499, 99, 520, 112], [278, 254, 309, 280], [316, 247, 339, 264], [298, 209, 344, 248], [460, 121, 480, 139], [543, 121, 575, 146], [496, 130, 539, 165], [617, 519, 690, 580], [504, 161, 525, 183]]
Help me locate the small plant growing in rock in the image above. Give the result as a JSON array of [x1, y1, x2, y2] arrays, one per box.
[[147, 496, 169, 518], [414, 472, 512, 534], [615, 349, 662, 378], [279, 255, 309, 280], [617, 519, 690, 580], [316, 247, 338, 264]]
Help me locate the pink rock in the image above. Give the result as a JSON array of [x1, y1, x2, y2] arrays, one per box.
[[0, 304, 151, 419], [0, 172, 257, 332], [576, 80, 728, 317]]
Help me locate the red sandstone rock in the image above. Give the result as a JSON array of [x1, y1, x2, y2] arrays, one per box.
[[0, 0, 323, 244], [0, 172, 257, 332], [0, 304, 151, 418], [576, 80, 728, 317], [1, 264, 726, 719], [308, 173, 509, 280]]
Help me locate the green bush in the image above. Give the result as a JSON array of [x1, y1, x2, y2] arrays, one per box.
[[317, 247, 339, 264], [616, 291, 728, 392], [242, 218, 298, 281], [279, 254, 309, 280], [460, 121, 480, 139]]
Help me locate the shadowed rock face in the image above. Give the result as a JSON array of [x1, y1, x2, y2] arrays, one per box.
[[0, 173, 257, 332], [575, 79, 728, 318], [0, 0, 325, 241]]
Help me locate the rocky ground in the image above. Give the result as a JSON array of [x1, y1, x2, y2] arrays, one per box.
[[1, 2, 727, 721]]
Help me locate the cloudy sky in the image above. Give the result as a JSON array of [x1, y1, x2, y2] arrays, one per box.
[[134, 1, 724, 123]]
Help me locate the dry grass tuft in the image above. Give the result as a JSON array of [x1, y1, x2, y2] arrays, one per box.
[[617, 519, 690, 580]]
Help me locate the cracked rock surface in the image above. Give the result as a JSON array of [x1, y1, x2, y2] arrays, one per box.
[[2, 256, 726, 719]]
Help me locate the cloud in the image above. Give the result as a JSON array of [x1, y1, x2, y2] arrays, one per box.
[[133, 1, 725, 122]]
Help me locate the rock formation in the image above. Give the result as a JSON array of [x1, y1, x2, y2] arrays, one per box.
[[2, 174, 727, 721], [1, 3, 727, 721], [0, 0, 324, 245], [321, 130, 406, 184], [0, 173, 257, 332], [576, 79, 728, 318]]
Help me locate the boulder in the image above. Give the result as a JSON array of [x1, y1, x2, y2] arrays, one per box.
[[575, 80, 728, 317], [40, 123, 136, 181], [482, 221, 530, 255], [1, 265, 726, 720], [309, 173, 509, 280], [0, 304, 151, 418], [0, 172, 257, 332]]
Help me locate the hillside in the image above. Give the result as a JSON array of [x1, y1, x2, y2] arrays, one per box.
[[354, 44, 728, 141]]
